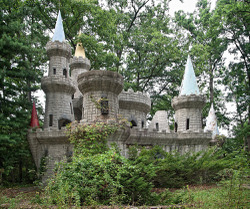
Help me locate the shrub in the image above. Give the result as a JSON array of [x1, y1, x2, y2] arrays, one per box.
[[45, 149, 158, 206]]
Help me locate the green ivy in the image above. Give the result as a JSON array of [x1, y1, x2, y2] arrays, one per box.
[[66, 121, 126, 157]]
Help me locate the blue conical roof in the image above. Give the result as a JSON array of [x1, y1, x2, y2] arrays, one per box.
[[52, 11, 65, 42], [179, 55, 200, 96]]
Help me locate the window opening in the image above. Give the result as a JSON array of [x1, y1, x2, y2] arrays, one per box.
[[141, 120, 144, 128], [175, 122, 178, 132], [58, 118, 71, 130], [70, 103, 73, 114], [130, 120, 137, 128], [100, 96, 109, 115], [186, 118, 190, 130], [156, 123, 159, 131], [49, 114, 53, 126], [63, 68, 67, 78], [53, 68, 56, 75]]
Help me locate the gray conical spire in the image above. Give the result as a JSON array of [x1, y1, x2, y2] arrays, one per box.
[[52, 10, 65, 42], [179, 55, 200, 96]]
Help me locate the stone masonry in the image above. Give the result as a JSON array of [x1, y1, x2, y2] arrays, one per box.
[[27, 11, 217, 182]]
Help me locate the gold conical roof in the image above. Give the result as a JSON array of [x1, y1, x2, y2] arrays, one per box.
[[75, 42, 86, 58]]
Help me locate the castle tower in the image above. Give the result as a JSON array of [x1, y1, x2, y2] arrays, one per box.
[[41, 11, 76, 129], [172, 55, 206, 133], [118, 89, 151, 129], [70, 36, 91, 121], [78, 70, 124, 122]]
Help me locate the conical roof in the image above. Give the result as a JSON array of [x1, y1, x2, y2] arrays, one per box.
[[52, 10, 65, 42], [179, 55, 200, 96], [30, 102, 40, 128], [204, 104, 219, 139]]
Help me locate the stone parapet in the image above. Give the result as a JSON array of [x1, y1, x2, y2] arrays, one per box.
[[70, 56, 91, 70], [172, 94, 206, 110], [127, 128, 212, 146], [118, 89, 151, 113], [27, 128, 69, 144], [78, 70, 124, 95], [41, 76, 76, 94], [46, 41, 71, 59]]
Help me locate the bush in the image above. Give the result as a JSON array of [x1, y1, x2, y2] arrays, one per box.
[[45, 148, 158, 206]]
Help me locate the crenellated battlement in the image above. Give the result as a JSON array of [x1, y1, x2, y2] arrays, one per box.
[[172, 94, 206, 110], [118, 89, 151, 113], [41, 76, 76, 94], [70, 56, 91, 70], [46, 41, 71, 58], [78, 70, 124, 94]]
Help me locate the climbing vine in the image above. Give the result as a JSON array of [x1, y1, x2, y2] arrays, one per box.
[[66, 119, 128, 157], [89, 95, 109, 112]]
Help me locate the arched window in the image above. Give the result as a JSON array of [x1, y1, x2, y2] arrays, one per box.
[[58, 118, 71, 130], [53, 68, 56, 75], [130, 120, 137, 128], [156, 123, 159, 131], [175, 122, 178, 132]]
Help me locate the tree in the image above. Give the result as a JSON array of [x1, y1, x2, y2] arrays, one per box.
[[0, 0, 48, 182], [174, 0, 230, 128], [216, 0, 250, 149]]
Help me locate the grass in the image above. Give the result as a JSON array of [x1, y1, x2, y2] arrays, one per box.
[[0, 183, 249, 208]]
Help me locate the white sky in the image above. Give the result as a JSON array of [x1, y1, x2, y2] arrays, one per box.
[[169, 0, 216, 16]]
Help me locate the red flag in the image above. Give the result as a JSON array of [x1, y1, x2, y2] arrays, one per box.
[[30, 102, 40, 128]]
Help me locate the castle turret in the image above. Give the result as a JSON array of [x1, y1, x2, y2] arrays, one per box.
[[172, 55, 206, 133], [41, 11, 76, 129], [70, 37, 91, 121], [70, 37, 91, 99], [118, 89, 151, 129], [78, 70, 124, 122]]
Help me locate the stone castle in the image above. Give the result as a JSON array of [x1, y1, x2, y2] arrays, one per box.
[[27, 11, 219, 180]]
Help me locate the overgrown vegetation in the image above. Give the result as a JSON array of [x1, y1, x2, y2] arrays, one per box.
[[40, 122, 250, 207]]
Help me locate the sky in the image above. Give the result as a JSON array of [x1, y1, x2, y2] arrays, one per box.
[[169, 0, 216, 16]]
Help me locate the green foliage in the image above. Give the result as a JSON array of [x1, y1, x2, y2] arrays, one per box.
[[46, 121, 159, 206], [129, 145, 247, 189], [45, 148, 158, 206], [0, 0, 47, 184], [66, 121, 126, 157]]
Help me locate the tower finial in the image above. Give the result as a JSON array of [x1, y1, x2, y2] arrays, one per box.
[[52, 10, 65, 42], [74, 31, 86, 58], [179, 55, 200, 96], [204, 104, 219, 139], [30, 102, 40, 128]]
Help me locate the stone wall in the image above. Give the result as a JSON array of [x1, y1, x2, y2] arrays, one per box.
[[148, 110, 170, 132], [28, 124, 213, 182], [118, 89, 151, 129], [172, 95, 206, 133], [78, 70, 124, 122], [42, 77, 75, 129]]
